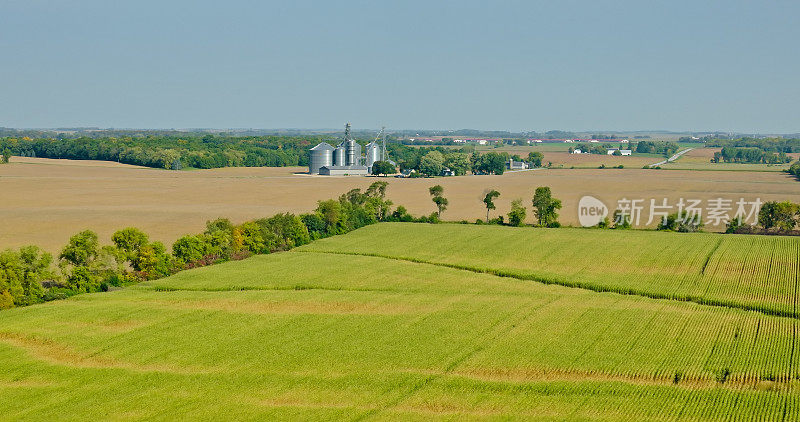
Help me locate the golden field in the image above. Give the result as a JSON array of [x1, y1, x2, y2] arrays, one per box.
[[3, 156, 799, 252]]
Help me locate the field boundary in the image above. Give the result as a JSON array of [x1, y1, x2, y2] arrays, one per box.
[[296, 250, 800, 320]]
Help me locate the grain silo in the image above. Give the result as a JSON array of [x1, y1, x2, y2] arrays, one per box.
[[345, 139, 361, 166], [312, 123, 369, 176], [365, 141, 381, 169], [333, 143, 346, 166], [308, 142, 334, 174]]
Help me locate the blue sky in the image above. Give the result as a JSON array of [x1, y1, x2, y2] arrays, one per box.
[[1, 0, 798, 132]]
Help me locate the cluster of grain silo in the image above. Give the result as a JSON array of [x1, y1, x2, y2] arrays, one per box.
[[308, 123, 376, 176]]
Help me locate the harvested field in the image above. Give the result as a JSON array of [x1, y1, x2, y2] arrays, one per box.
[[662, 147, 798, 171], [2, 157, 799, 252]]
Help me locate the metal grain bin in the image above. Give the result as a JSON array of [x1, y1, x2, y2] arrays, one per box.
[[308, 142, 334, 174], [333, 143, 346, 166], [345, 139, 358, 166], [365, 142, 381, 168]]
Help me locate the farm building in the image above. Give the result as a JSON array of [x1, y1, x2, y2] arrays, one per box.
[[507, 159, 529, 170], [309, 123, 386, 176]]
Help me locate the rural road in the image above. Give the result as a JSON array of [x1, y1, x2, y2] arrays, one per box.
[[649, 148, 694, 167]]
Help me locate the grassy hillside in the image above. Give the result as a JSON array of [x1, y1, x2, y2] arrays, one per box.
[[303, 224, 800, 317], [1, 224, 799, 420]]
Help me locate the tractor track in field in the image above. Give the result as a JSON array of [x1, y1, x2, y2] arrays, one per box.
[[350, 295, 559, 421], [296, 250, 799, 321]]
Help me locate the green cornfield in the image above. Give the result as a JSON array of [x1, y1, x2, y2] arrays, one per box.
[[1, 223, 799, 420]]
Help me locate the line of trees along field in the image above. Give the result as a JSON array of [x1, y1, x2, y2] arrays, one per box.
[[3, 178, 800, 310], [703, 137, 800, 153], [0, 135, 314, 169], [711, 147, 792, 164]]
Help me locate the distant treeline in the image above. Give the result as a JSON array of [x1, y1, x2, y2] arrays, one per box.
[[711, 147, 792, 164], [0, 135, 319, 169], [387, 143, 545, 176], [705, 137, 800, 153]]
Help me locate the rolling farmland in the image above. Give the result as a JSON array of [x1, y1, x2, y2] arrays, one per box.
[[3, 157, 800, 252], [661, 148, 800, 172], [1, 223, 799, 420]]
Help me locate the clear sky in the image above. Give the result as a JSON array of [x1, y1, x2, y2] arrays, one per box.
[[1, 0, 798, 133]]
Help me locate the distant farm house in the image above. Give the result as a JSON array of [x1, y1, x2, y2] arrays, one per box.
[[506, 159, 529, 170]]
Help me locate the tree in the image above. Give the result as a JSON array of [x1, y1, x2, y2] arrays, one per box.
[[531, 187, 562, 227], [172, 235, 208, 264], [300, 213, 327, 240], [365, 181, 393, 221], [111, 227, 149, 264], [0, 148, 10, 164], [527, 152, 544, 168], [419, 151, 445, 176], [371, 160, 396, 176], [18, 246, 51, 304], [758, 201, 798, 231], [473, 152, 506, 175], [316, 199, 342, 235], [429, 185, 448, 217], [790, 161, 800, 178], [366, 181, 389, 199], [444, 153, 471, 175], [507, 199, 527, 227], [203, 218, 235, 258], [59, 230, 99, 267], [657, 211, 703, 232], [612, 209, 631, 229], [258, 213, 310, 250], [482, 190, 500, 222]]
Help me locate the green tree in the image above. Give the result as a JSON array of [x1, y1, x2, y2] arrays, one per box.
[[612, 209, 632, 229], [657, 211, 704, 232], [507, 199, 527, 227], [531, 187, 562, 227], [527, 151, 544, 167], [419, 151, 445, 176], [203, 218, 235, 258], [66, 265, 100, 292], [759, 201, 799, 231], [482, 190, 500, 222], [134, 241, 172, 279], [59, 230, 99, 267], [18, 246, 51, 304], [172, 235, 208, 264], [371, 161, 395, 175], [111, 227, 150, 264], [258, 213, 310, 250], [444, 153, 471, 175], [316, 199, 343, 235], [0, 148, 10, 164], [429, 185, 448, 218], [473, 152, 506, 175]]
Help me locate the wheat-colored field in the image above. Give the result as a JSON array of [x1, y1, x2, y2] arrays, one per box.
[[3, 157, 799, 252], [662, 148, 799, 171]]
